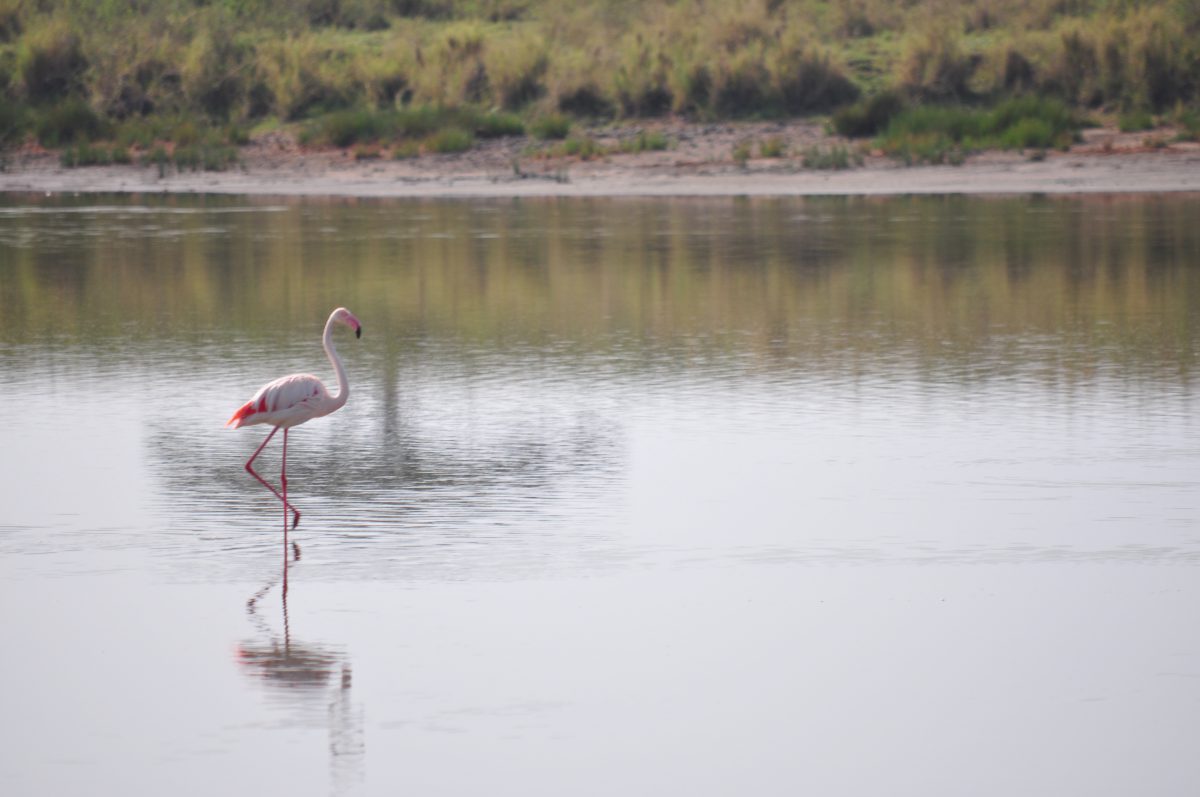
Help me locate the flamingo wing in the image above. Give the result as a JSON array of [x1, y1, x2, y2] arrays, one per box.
[[227, 373, 330, 428]]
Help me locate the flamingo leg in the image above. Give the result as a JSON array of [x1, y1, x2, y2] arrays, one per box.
[[281, 427, 300, 530], [281, 428, 289, 543], [245, 426, 301, 529]]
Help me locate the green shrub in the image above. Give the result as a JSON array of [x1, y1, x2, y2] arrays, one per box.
[[802, 144, 857, 169], [1118, 109, 1154, 132], [898, 23, 977, 101], [619, 130, 668, 153], [315, 108, 385, 147], [711, 54, 770, 117], [60, 142, 111, 167], [773, 48, 860, 114], [425, 127, 473, 153], [172, 145, 200, 170], [17, 19, 87, 102], [180, 15, 248, 119], [877, 96, 1081, 162], [393, 140, 420, 159], [1175, 108, 1200, 141], [305, 105, 521, 148], [759, 136, 787, 157], [832, 91, 905, 138], [999, 117, 1054, 149], [0, 98, 28, 150], [613, 34, 673, 116], [59, 142, 133, 167], [562, 135, 603, 159], [483, 32, 548, 109], [531, 113, 571, 140], [732, 140, 751, 166], [35, 99, 106, 147], [555, 84, 615, 118], [471, 110, 523, 138]]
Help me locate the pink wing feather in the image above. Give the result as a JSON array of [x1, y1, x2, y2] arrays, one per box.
[[227, 373, 331, 428]]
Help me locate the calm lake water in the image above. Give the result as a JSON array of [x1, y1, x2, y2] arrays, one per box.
[[1, 193, 1198, 795]]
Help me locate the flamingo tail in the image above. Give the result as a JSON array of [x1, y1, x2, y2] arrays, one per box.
[[227, 400, 258, 428]]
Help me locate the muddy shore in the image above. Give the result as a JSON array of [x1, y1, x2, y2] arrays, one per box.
[[2, 120, 1198, 198]]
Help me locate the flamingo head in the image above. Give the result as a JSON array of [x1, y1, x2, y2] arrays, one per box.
[[332, 307, 362, 339]]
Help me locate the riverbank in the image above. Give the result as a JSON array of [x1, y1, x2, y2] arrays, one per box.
[[2, 120, 1199, 198]]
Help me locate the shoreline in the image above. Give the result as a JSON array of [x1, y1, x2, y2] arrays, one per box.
[[2, 121, 1199, 199]]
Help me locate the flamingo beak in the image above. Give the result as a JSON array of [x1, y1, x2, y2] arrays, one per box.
[[356, 325, 362, 339]]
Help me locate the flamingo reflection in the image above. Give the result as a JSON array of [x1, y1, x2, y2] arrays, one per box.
[[238, 541, 365, 794]]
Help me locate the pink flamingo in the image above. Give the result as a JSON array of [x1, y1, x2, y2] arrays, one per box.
[[228, 307, 362, 529]]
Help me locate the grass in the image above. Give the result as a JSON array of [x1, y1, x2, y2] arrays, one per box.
[[759, 136, 787, 158], [531, 113, 571, 140], [802, 145, 860, 169], [561, 135, 604, 159], [1, 1, 1197, 165], [425, 127, 474, 154], [1175, 108, 1200, 142], [831, 91, 905, 138], [618, 130, 669, 153], [732, 141, 751, 167], [875, 96, 1081, 163], [1118, 109, 1155, 133], [36, 99, 107, 147], [302, 106, 523, 148]]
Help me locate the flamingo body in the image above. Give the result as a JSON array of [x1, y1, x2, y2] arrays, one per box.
[[228, 373, 333, 429], [229, 307, 362, 529]]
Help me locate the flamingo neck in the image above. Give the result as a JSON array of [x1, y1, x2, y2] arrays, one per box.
[[324, 313, 350, 412]]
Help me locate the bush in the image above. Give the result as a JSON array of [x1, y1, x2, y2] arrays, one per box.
[[832, 90, 905, 137], [759, 136, 787, 158], [999, 117, 1055, 149], [171, 143, 239, 171], [531, 113, 570, 140], [613, 34, 673, 116], [315, 108, 386, 147], [483, 32, 548, 109], [876, 96, 1081, 162], [180, 20, 248, 119], [305, 105, 521, 147], [731, 140, 751, 165], [254, 36, 357, 120], [562, 135, 603, 159], [471, 110, 523, 138], [1046, 28, 1100, 106], [1175, 108, 1200, 141], [773, 48, 860, 114], [711, 53, 770, 117], [393, 140, 420, 159], [898, 23, 978, 101], [1118, 109, 1155, 132], [802, 144, 857, 169], [619, 129, 668, 153], [60, 142, 110, 167], [425, 127, 473, 153], [17, 19, 87, 102], [0, 98, 28, 150], [555, 84, 615, 118], [35, 99, 106, 147]]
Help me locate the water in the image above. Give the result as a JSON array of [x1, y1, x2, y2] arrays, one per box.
[[1, 193, 1198, 795]]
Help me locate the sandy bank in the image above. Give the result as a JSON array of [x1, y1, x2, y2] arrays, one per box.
[[2, 121, 1199, 199]]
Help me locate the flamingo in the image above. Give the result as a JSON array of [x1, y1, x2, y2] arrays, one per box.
[[228, 307, 362, 529]]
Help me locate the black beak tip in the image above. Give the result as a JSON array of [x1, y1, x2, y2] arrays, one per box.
[[356, 326, 362, 339]]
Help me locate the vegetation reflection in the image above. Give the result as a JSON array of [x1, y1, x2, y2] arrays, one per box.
[[0, 194, 1195, 385]]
